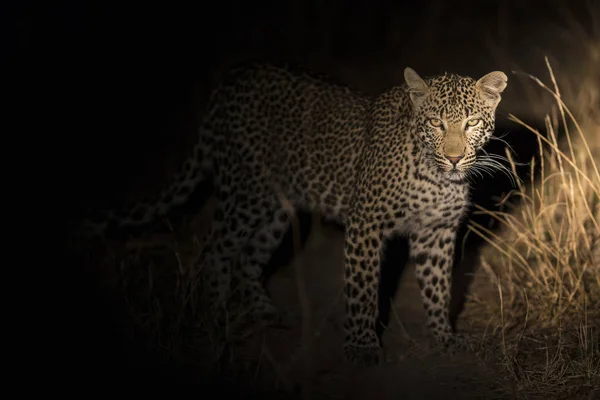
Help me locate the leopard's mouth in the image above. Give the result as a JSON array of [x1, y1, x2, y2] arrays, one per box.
[[433, 157, 468, 182], [437, 162, 464, 174], [446, 170, 467, 183]]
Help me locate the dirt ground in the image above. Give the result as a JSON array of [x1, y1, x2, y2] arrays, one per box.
[[222, 219, 511, 400]]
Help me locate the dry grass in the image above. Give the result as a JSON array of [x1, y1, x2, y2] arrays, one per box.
[[464, 55, 600, 398]]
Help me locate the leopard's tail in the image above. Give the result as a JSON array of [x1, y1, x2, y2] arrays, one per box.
[[79, 126, 215, 238]]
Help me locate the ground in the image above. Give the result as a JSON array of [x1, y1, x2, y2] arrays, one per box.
[[256, 219, 508, 400], [76, 197, 598, 399]]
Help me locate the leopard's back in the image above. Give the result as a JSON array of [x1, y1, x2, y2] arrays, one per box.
[[205, 63, 371, 220]]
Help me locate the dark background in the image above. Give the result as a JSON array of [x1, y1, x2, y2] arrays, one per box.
[[10, 0, 597, 392], [18, 0, 595, 214]]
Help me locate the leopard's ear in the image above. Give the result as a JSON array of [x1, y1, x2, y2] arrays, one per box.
[[476, 71, 508, 108], [404, 67, 429, 107]]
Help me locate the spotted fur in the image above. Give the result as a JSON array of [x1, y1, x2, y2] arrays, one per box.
[[84, 63, 507, 365]]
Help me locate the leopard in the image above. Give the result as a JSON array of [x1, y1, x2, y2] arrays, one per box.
[[82, 62, 508, 366]]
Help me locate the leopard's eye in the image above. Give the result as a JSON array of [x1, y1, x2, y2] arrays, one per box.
[[428, 118, 443, 128], [466, 118, 481, 127]]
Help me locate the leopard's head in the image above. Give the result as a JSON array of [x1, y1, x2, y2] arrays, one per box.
[[404, 67, 507, 183]]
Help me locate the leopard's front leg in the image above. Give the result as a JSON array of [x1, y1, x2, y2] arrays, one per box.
[[342, 211, 384, 366], [409, 226, 459, 346]]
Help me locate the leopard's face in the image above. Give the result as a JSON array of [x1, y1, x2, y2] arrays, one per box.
[[404, 69, 508, 183], [416, 78, 497, 181]]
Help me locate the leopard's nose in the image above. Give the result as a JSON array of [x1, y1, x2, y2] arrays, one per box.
[[444, 154, 464, 165]]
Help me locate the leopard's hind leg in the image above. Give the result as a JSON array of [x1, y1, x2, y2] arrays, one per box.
[[197, 171, 294, 336], [229, 204, 294, 332]]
